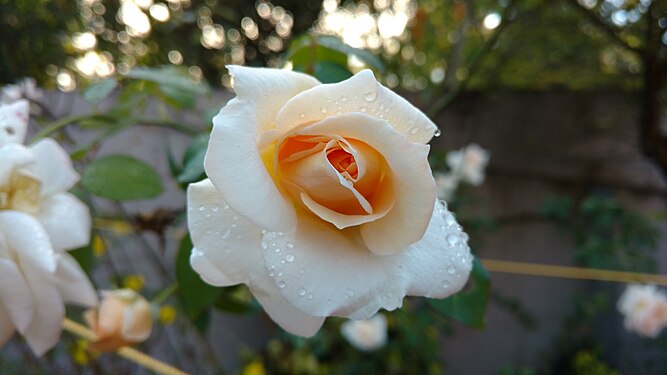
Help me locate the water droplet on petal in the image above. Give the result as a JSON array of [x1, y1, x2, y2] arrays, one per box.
[[285, 254, 295, 263], [434, 128, 442, 137], [211, 205, 220, 212], [221, 228, 231, 239], [198, 206, 205, 211], [275, 247, 281, 254], [298, 288, 306, 296], [446, 233, 459, 246], [286, 242, 294, 249], [363, 90, 377, 102], [299, 113, 305, 118], [447, 265, 456, 274], [320, 105, 327, 113], [360, 106, 367, 112], [307, 293, 313, 300], [409, 126, 419, 135], [441, 280, 450, 288], [278, 281, 286, 289]]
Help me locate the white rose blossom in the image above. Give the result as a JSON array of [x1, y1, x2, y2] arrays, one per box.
[[0, 78, 41, 105], [340, 314, 388, 351], [188, 66, 473, 336], [0, 100, 97, 355], [618, 284, 667, 338]]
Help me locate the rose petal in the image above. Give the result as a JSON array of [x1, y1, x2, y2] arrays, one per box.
[[227, 65, 320, 134], [55, 253, 98, 307], [28, 138, 79, 197], [0, 304, 15, 348], [0, 100, 29, 147], [0, 143, 34, 186], [37, 193, 91, 251], [0, 258, 34, 333], [260, 201, 473, 320], [121, 299, 152, 341], [21, 261, 65, 356], [276, 70, 438, 144], [206, 99, 296, 232], [0, 211, 57, 273], [293, 113, 435, 255], [187, 179, 324, 336]]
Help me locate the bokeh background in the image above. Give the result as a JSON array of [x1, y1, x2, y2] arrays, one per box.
[[2, 0, 667, 374]]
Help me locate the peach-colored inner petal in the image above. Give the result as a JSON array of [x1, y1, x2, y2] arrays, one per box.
[[277, 134, 390, 220]]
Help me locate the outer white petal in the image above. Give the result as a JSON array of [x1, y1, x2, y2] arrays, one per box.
[[28, 138, 79, 197], [0, 304, 15, 348], [0, 211, 57, 273], [0, 143, 34, 185], [227, 65, 320, 133], [205, 99, 296, 232], [276, 70, 438, 144], [187, 179, 325, 336], [293, 113, 435, 255], [55, 253, 98, 307], [0, 99, 29, 146], [121, 299, 152, 341], [261, 202, 473, 320], [0, 259, 34, 333], [21, 260, 65, 356], [37, 193, 91, 251]]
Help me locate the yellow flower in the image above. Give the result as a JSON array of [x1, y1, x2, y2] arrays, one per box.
[[242, 362, 266, 375], [123, 274, 145, 292], [158, 305, 177, 325]]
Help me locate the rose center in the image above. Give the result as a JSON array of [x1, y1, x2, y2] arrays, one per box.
[[0, 169, 42, 215]]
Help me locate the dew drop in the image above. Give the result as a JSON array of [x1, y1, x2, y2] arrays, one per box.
[[277, 270, 283, 277], [268, 269, 275, 277], [204, 213, 211, 218], [198, 206, 205, 211], [278, 281, 286, 289], [221, 228, 231, 239], [286, 242, 294, 249], [211, 205, 220, 212], [363, 90, 377, 102], [299, 113, 305, 118], [298, 288, 306, 297], [441, 280, 450, 288], [223, 246, 231, 254], [275, 247, 281, 254], [446, 233, 459, 246], [360, 106, 367, 112], [223, 204, 229, 210], [320, 105, 327, 113], [447, 265, 456, 274], [285, 254, 295, 263], [409, 126, 419, 135], [307, 293, 313, 300], [434, 128, 442, 137]]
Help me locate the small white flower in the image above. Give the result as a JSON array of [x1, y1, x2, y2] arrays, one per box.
[[341, 314, 388, 351], [447, 143, 490, 186], [618, 284, 667, 338], [0, 101, 96, 355]]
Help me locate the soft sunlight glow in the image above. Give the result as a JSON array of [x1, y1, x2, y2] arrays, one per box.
[[56, 71, 76, 91], [201, 24, 225, 49], [118, 0, 152, 37], [149, 3, 170, 22], [72, 32, 97, 51], [483, 12, 501, 30]]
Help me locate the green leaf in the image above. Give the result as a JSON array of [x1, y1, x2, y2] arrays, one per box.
[[314, 61, 353, 83], [81, 155, 163, 200], [175, 235, 222, 321], [124, 66, 209, 95], [177, 134, 208, 184], [288, 34, 385, 73], [429, 257, 490, 328], [83, 78, 118, 104]]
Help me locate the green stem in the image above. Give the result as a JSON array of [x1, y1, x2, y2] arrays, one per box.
[[33, 114, 89, 139], [152, 283, 178, 305], [137, 118, 199, 136]]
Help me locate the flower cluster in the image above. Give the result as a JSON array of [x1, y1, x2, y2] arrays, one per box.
[[618, 284, 667, 338], [435, 143, 490, 201], [188, 66, 473, 336], [0, 100, 97, 355]]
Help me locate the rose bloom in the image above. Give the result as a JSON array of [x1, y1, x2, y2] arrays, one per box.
[[618, 284, 667, 338], [188, 66, 473, 336], [84, 289, 152, 351], [0, 100, 97, 355], [447, 143, 490, 186], [340, 314, 388, 351]]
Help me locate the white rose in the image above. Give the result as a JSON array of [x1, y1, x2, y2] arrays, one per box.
[[446, 143, 490, 186], [0, 100, 97, 355], [341, 314, 388, 351], [618, 284, 667, 338], [188, 66, 473, 336]]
